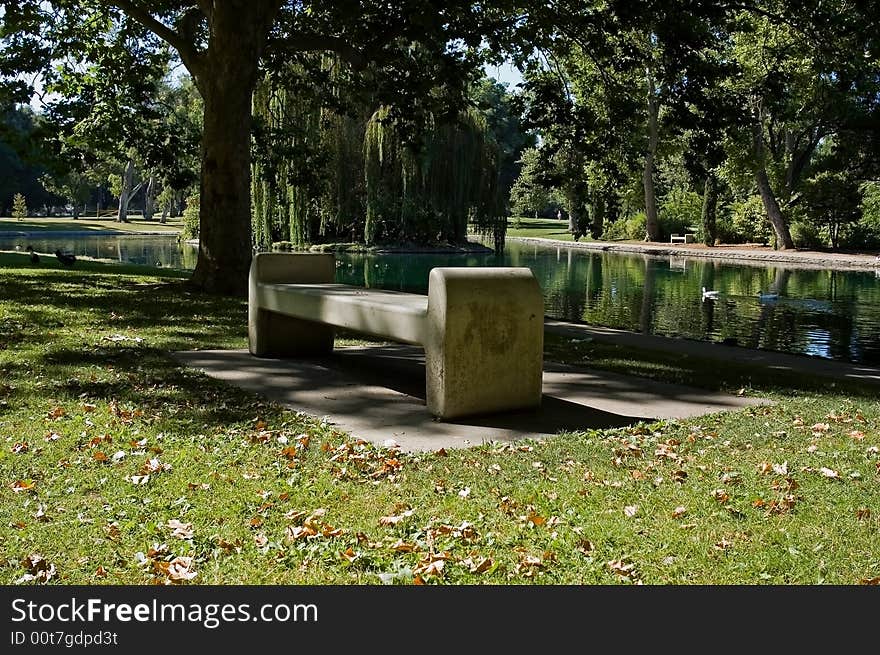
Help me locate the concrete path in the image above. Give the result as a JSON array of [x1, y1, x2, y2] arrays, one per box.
[[508, 236, 880, 272], [545, 319, 880, 386], [172, 345, 767, 453]]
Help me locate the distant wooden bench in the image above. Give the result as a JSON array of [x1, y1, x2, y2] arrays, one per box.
[[248, 253, 544, 419], [670, 233, 695, 244]]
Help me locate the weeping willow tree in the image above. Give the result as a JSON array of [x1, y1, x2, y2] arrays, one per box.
[[252, 56, 506, 252], [364, 106, 505, 250], [252, 56, 367, 250]]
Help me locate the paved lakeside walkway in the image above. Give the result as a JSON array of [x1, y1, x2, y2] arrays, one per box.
[[508, 236, 880, 273], [545, 319, 880, 386]]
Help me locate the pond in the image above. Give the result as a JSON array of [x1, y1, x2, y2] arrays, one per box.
[[1, 233, 199, 270], [4, 233, 879, 366]]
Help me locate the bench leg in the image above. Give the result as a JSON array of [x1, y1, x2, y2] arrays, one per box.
[[424, 267, 544, 419], [248, 308, 335, 357], [248, 252, 336, 357]]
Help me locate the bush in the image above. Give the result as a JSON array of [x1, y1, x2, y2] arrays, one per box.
[[730, 195, 772, 244], [790, 221, 825, 249], [603, 212, 646, 241], [837, 221, 880, 250], [659, 188, 702, 240], [181, 194, 199, 240]]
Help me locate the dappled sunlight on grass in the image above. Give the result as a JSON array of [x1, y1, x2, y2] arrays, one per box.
[[0, 257, 878, 585]]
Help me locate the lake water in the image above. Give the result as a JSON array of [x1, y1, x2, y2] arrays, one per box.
[[4, 234, 879, 366]]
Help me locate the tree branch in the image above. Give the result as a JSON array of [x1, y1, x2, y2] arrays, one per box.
[[282, 33, 367, 69], [109, 0, 204, 77]]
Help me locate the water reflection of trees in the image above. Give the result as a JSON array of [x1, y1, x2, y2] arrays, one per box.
[[337, 244, 880, 365], [22, 235, 873, 364], [489, 243, 879, 365]]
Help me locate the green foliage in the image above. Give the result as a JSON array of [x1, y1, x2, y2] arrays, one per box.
[[11, 192, 27, 220], [181, 193, 199, 240], [658, 187, 702, 240], [798, 171, 862, 248], [730, 195, 772, 244], [861, 182, 880, 228], [790, 221, 824, 249], [603, 212, 646, 241], [508, 148, 554, 218], [365, 105, 503, 248]]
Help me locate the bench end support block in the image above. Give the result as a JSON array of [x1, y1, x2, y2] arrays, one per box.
[[425, 267, 544, 419], [248, 253, 336, 357]]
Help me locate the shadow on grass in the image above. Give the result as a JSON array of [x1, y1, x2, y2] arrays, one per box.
[[2, 267, 246, 348], [1, 259, 273, 434], [43, 347, 286, 431]]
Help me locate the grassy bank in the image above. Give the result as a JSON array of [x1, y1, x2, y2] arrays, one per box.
[[0, 216, 183, 234], [506, 217, 578, 242], [1, 252, 878, 585]]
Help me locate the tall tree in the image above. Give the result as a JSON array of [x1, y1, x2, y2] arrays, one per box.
[[2, 1, 527, 295]]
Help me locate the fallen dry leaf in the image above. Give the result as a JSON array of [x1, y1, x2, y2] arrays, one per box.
[[167, 519, 194, 540], [47, 406, 66, 420], [672, 506, 687, 519], [11, 479, 35, 493], [389, 539, 416, 553], [526, 511, 546, 526], [608, 559, 637, 578], [285, 525, 316, 541], [10, 442, 28, 454], [624, 505, 639, 517], [819, 467, 840, 479], [17, 554, 56, 584], [165, 556, 197, 583], [772, 462, 789, 475], [711, 489, 730, 503], [379, 509, 413, 526], [462, 556, 493, 573], [577, 539, 594, 555]]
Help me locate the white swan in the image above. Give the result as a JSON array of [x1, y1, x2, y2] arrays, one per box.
[[702, 286, 720, 300]]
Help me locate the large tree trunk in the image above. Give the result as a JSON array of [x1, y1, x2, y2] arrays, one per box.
[[643, 72, 661, 242], [751, 108, 794, 250], [755, 166, 794, 250], [117, 159, 134, 223], [701, 173, 717, 246], [143, 175, 156, 221], [188, 3, 280, 296], [190, 72, 257, 295]]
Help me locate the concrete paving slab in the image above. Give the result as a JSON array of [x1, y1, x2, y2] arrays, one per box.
[[172, 345, 768, 452]]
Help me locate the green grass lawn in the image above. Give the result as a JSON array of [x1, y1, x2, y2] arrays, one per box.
[[505, 217, 579, 242], [0, 216, 183, 234], [1, 252, 878, 585]]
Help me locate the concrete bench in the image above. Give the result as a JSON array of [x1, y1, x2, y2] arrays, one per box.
[[248, 252, 544, 419], [670, 233, 695, 244]]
